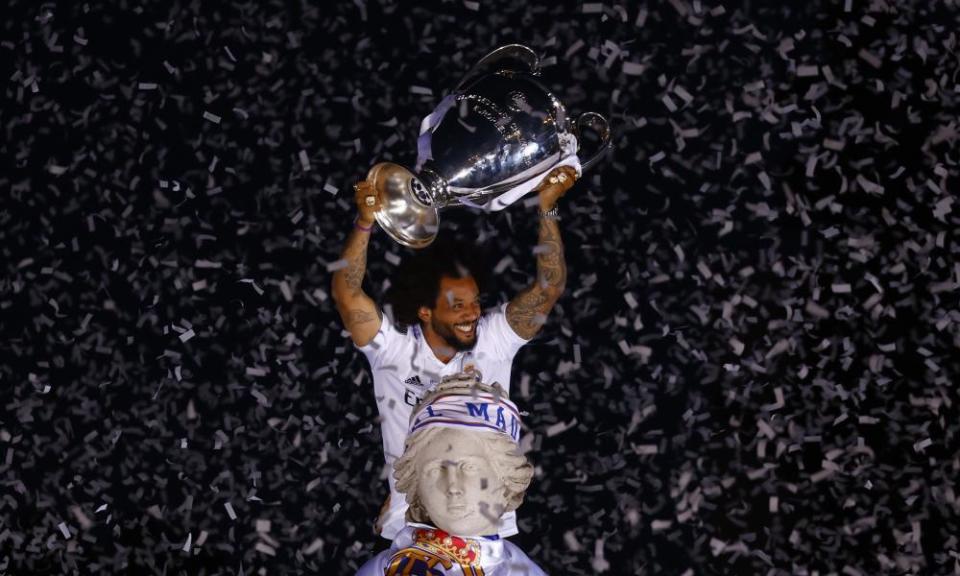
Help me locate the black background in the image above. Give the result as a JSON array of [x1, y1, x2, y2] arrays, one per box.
[[1, 0, 958, 574]]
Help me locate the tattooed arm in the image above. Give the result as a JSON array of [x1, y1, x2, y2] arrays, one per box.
[[331, 181, 382, 347], [506, 166, 575, 340]]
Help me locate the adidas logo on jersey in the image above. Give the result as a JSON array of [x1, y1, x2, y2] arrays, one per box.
[[403, 375, 423, 387]]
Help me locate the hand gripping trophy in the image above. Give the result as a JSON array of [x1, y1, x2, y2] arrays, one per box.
[[356, 373, 547, 575], [362, 44, 611, 248]]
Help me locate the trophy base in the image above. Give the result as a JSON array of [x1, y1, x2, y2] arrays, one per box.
[[367, 162, 440, 249]]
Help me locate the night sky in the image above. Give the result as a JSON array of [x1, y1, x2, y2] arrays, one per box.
[[2, 0, 959, 574]]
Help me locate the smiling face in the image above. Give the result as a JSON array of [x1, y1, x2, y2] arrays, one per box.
[[419, 275, 481, 353], [414, 428, 507, 536]]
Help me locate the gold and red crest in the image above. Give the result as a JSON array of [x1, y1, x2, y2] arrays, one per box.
[[384, 529, 485, 576]]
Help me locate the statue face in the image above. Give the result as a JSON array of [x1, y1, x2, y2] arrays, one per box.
[[414, 428, 507, 536]]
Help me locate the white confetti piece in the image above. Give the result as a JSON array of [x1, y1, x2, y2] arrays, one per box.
[[673, 85, 693, 103], [858, 49, 882, 69], [758, 171, 772, 190], [202, 111, 222, 124], [546, 418, 577, 437], [70, 506, 92, 529], [932, 196, 953, 221], [326, 259, 349, 272], [823, 138, 846, 151], [194, 259, 222, 269], [622, 61, 646, 76], [248, 367, 269, 381], [591, 538, 610, 573], [856, 174, 884, 194], [651, 518, 673, 531], [565, 39, 585, 59], [803, 301, 832, 326], [635, 7, 648, 26], [729, 337, 745, 356], [661, 94, 678, 112]]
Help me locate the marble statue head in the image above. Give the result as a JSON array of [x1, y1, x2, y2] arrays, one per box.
[[393, 375, 534, 536]]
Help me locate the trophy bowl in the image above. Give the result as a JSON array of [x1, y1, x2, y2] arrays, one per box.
[[367, 44, 611, 248]]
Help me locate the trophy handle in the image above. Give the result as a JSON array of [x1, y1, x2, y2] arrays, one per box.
[[455, 44, 541, 91], [574, 112, 612, 171]]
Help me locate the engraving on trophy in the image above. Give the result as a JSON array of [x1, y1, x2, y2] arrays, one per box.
[[461, 93, 521, 140], [505, 90, 531, 114]]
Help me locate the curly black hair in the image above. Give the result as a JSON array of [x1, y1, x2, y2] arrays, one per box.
[[384, 234, 490, 327]]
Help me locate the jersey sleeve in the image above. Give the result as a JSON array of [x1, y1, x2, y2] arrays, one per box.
[[481, 302, 531, 360], [355, 310, 404, 370]]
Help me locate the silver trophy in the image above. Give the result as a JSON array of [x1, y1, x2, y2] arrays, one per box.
[[366, 44, 611, 248]]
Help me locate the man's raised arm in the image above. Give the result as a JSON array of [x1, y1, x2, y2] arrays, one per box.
[[506, 166, 577, 340], [331, 181, 382, 347]]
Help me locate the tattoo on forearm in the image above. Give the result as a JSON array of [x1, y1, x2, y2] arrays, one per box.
[[337, 230, 369, 294], [507, 289, 550, 338], [332, 226, 381, 341], [344, 252, 366, 290], [536, 217, 566, 290], [506, 217, 567, 339]]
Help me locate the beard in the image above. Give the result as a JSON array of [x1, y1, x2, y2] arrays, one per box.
[[431, 316, 478, 352]]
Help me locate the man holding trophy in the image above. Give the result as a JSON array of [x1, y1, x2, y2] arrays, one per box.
[[333, 165, 575, 541], [331, 45, 610, 543]]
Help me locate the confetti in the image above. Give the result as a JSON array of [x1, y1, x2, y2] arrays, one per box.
[[6, 2, 957, 574], [57, 522, 71, 539]]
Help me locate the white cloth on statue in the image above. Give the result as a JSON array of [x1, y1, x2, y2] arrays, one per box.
[[356, 524, 548, 576], [357, 303, 529, 540]]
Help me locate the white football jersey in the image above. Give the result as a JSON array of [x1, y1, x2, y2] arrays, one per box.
[[358, 303, 529, 540]]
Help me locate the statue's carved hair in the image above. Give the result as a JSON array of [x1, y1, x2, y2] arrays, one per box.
[[393, 379, 534, 525]]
